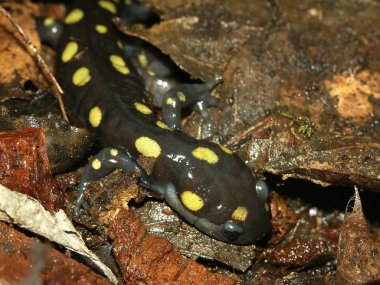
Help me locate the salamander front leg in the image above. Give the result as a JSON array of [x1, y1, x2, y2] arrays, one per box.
[[74, 148, 144, 215]]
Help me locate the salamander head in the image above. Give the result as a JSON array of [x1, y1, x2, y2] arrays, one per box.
[[162, 142, 272, 244], [191, 178, 272, 245]]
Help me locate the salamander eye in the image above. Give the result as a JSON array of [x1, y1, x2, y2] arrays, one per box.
[[223, 220, 244, 240], [256, 180, 269, 201]]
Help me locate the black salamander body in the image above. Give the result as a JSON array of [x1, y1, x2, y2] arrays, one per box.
[[50, 0, 271, 244]]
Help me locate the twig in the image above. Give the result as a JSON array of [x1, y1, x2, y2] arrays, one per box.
[[0, 5, 68, 122]]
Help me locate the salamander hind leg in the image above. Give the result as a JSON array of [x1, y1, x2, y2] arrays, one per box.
[[161, 76, 224, 129]]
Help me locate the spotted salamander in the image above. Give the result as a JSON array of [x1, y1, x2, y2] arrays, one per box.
[[39, 0, 271, 244]]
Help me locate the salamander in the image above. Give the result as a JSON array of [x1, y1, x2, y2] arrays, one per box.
[[40, 0, 271, 244]]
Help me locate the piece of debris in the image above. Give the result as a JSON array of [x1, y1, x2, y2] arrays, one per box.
[[333, 187, 380, 285], [0, 184, 117, 284], [0, 128, 63, 211], [0, 220, 112, 285], [109, 209, 237, 285]]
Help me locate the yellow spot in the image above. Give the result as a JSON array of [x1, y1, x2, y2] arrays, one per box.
[[134, 102, 152, 115], [44, 17, 54, 26], [64, 9, 84, 24], [232, 206, 248, 222], [116, 40, 123, 49], [95, 24, 108, 34], [91, 159, 102, 170], [156, 121, 171, 130], [166, 97, 174, 105], [110, 54, 125, 66], [219, 145, 233, 154], [110, 149, 118, 156], [147, 69, 156, 77], [192, 147, 219, 164], [125, 0, 132, 5], [72, 67, 91, 87], [180, 191, 204, 212], [61, 41, 78, 63], [89, 106, 102, 127], [98, 0, 117, 14], [109, 54, 130, 75], [138, 53, 148, 68], [113, 0, 120, 3], [135, 137, 161, 158], [265, 203, 270, 212], [177, 91, 186, 102]]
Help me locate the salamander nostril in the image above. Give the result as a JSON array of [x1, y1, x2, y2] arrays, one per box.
[[223, 220, 244, 240]]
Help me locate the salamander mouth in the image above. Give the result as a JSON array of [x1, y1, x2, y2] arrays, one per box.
[[223, 220, 244, 239]]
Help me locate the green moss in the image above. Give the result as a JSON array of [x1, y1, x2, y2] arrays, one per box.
[[280, 109, 315, 138]]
